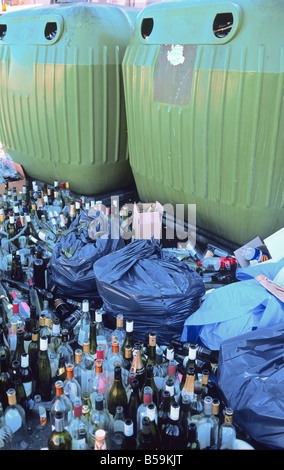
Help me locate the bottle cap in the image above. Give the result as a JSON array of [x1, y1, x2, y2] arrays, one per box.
[[204, 396, 213, 415], [95, 429, 106, 442], [125, 319, 133, 332], [170, 402, 180, 421], [83, 342, 90, 354], [55, 381, 64, 396], [66, 364, 74, 378], [124, 418, 134, 437], [148, 332, 156, 347], [95, 394, 104, 411], [95, 360, 103, 374], [143, 386, 152, 404], [74, 401, 82, 418], [75, 349, 82, 364]]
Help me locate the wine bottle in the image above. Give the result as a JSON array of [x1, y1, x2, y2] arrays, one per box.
[[88, 393, 113, 449], [130, 344, 145, 389], [157, 390, 171, 435], [186, 422, 200, 450], [111, 404, 126, 450], [28, 327, 40, 378], [4, 388, 29, 450], [48, 411, 72, 450], [69, 400, 89, 450], [89, 320, 97, 359], [63, 364, 81, 405], [162, 402, 187, 450], [35, 335, 52, 404], [0, 328, 11, 365], [121, 418, 137, 450], [10, 359, 27, 411], [146, 332, 157, 367], [77, 299, 91, 348], [218, 407, 236, 449], [94, 429, 107, 450], [0, 354, 11, 409], [50, 380, 73, 432], [0, 401, 14, 449], [31, 394, 48, 431], [20, 352, 33, 407], [121, 319, 134, 353], [140, 363, 159, 407], [108, 365, 128, 417]]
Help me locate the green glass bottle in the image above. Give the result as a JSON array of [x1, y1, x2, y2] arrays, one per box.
[[28, 328, 40, 378], [48, 411, 72, 450], [108, 365, 128, 417], [13, 329, 25, 363], [186, 422, 200, 450], [140, 364, 159, 407], [0, 329, 11, 365], [35, 335, 52, 404], [121, 319, 134, 353], [89, 320, 97, 359], [0, 354, 11, 409]]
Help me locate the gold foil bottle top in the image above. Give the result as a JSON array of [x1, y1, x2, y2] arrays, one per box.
[[116, 314, 123, 328], [75, 349, 82, 364], [111, 340, 119, 353], [7, 388, 17, 405], [224, 408, 234, 425], [83, 342, 90, 354], [39, 314, 46, 327], [212, 398, 220, 416], [184, 369, 195, 394], [149, 332, 156, 347], [124, 345, 132, 359], [202, 370, 209, 385], [55, 381, 64, 396]]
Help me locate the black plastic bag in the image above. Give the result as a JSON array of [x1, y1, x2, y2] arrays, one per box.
[[93, 238, 205, 345], [48, 210, 124, 300], [217, 321, 284, 449]]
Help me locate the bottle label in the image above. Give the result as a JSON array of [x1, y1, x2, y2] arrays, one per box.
[[38, 231, 47, 241]]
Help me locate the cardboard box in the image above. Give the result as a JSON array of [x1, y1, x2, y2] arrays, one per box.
[[0, 154, 26, 194], [234, 236, 271, 268], [133, 201, 164, 241]]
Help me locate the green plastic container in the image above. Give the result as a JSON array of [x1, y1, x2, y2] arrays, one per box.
[[122, 0, 284, 245], [0, 2, 138, 195]]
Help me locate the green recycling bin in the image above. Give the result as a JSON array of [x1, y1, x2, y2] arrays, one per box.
[[122, 0, 284, 245], [0, 2, 138, 195]]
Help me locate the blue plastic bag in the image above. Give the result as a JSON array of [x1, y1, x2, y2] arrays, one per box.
[[93, 239, 205, 345], [181, 257, 284, 350]]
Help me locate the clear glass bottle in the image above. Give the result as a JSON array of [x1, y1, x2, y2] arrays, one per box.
[[69, 400, 89, 450], [63, 363, 81, 405], [0, 401, 14, 449], [110, 405, 126, 450], [74, 349, 83, 387], [48, 411, 72, 450], [80, 341, 96, 395], [57, 329, 74, 365], [50, 380, 73, 432], [20, 352, 33, 408], [112, 314, 126, 353], [196, 396, 218, 449], [31, 394, 48, 431], [90, 359, 108, 409], [77, 299, 91, 348], [137, 386, 153, 434], [218, 407, 236, 450], [4, 388, 29, 450], [95, 309, 108, 357], [88, 393, 113, 449], [82, 392, 92, 421]]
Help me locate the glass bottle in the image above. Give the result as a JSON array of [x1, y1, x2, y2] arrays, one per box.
[[0, 328, 11, 365], [162, 360, 181, 403], [28, 327, 40, 378], [54, 355, 67, 384], [196, 396, 218, 449], [63, 364, 81, 405], [23, 317, 32, 354], [146, 402, 161, 449], [182, 344, 200, 381], [94, 429, 107, 450], [218, 407, 236, 450], [35, 335, 52, 405], [81, 341, 96, 395], [41, 316, 52, 342], [123, 344, 133, 372], [111, 405, 126, 450], [74, 349, 83, 387], [77, 299, 91, 348], [82, 392, 92, 421], [137, 386, 153, 434], [0, 355, 11, 409], [89, 320, 97, 359], [112, 314, 126, 353], [107, 365, 128, 418], [0, 401, 14, 449], [48, 411, 72, 450], [108, 339, 124, 374], [157, 390, 171, 435], [162, 401, 186, 450], [137, 416, 156, 450], [50, 380, 73, 432], [95, 309, 108, 357], [31, 394, 48, 431], [146, 332, 157, 367], [121, 418, 137, 450], [4, 388, 29, 450], [57, 329, 74, 365], [13, 329, 25, 363], [88, 393, 113, 449], [69, 400, 89, 450], [90, 360, 108, 409], [130, 344, 146, 389], [187, 422, 200, 450], [121, 319, 134, 353], [140, 363, 159, 407], [127, 378, 141, 438], [48, 317, 62, 354], [10, 360, 27, 411], [20, 353, 33, 408]]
